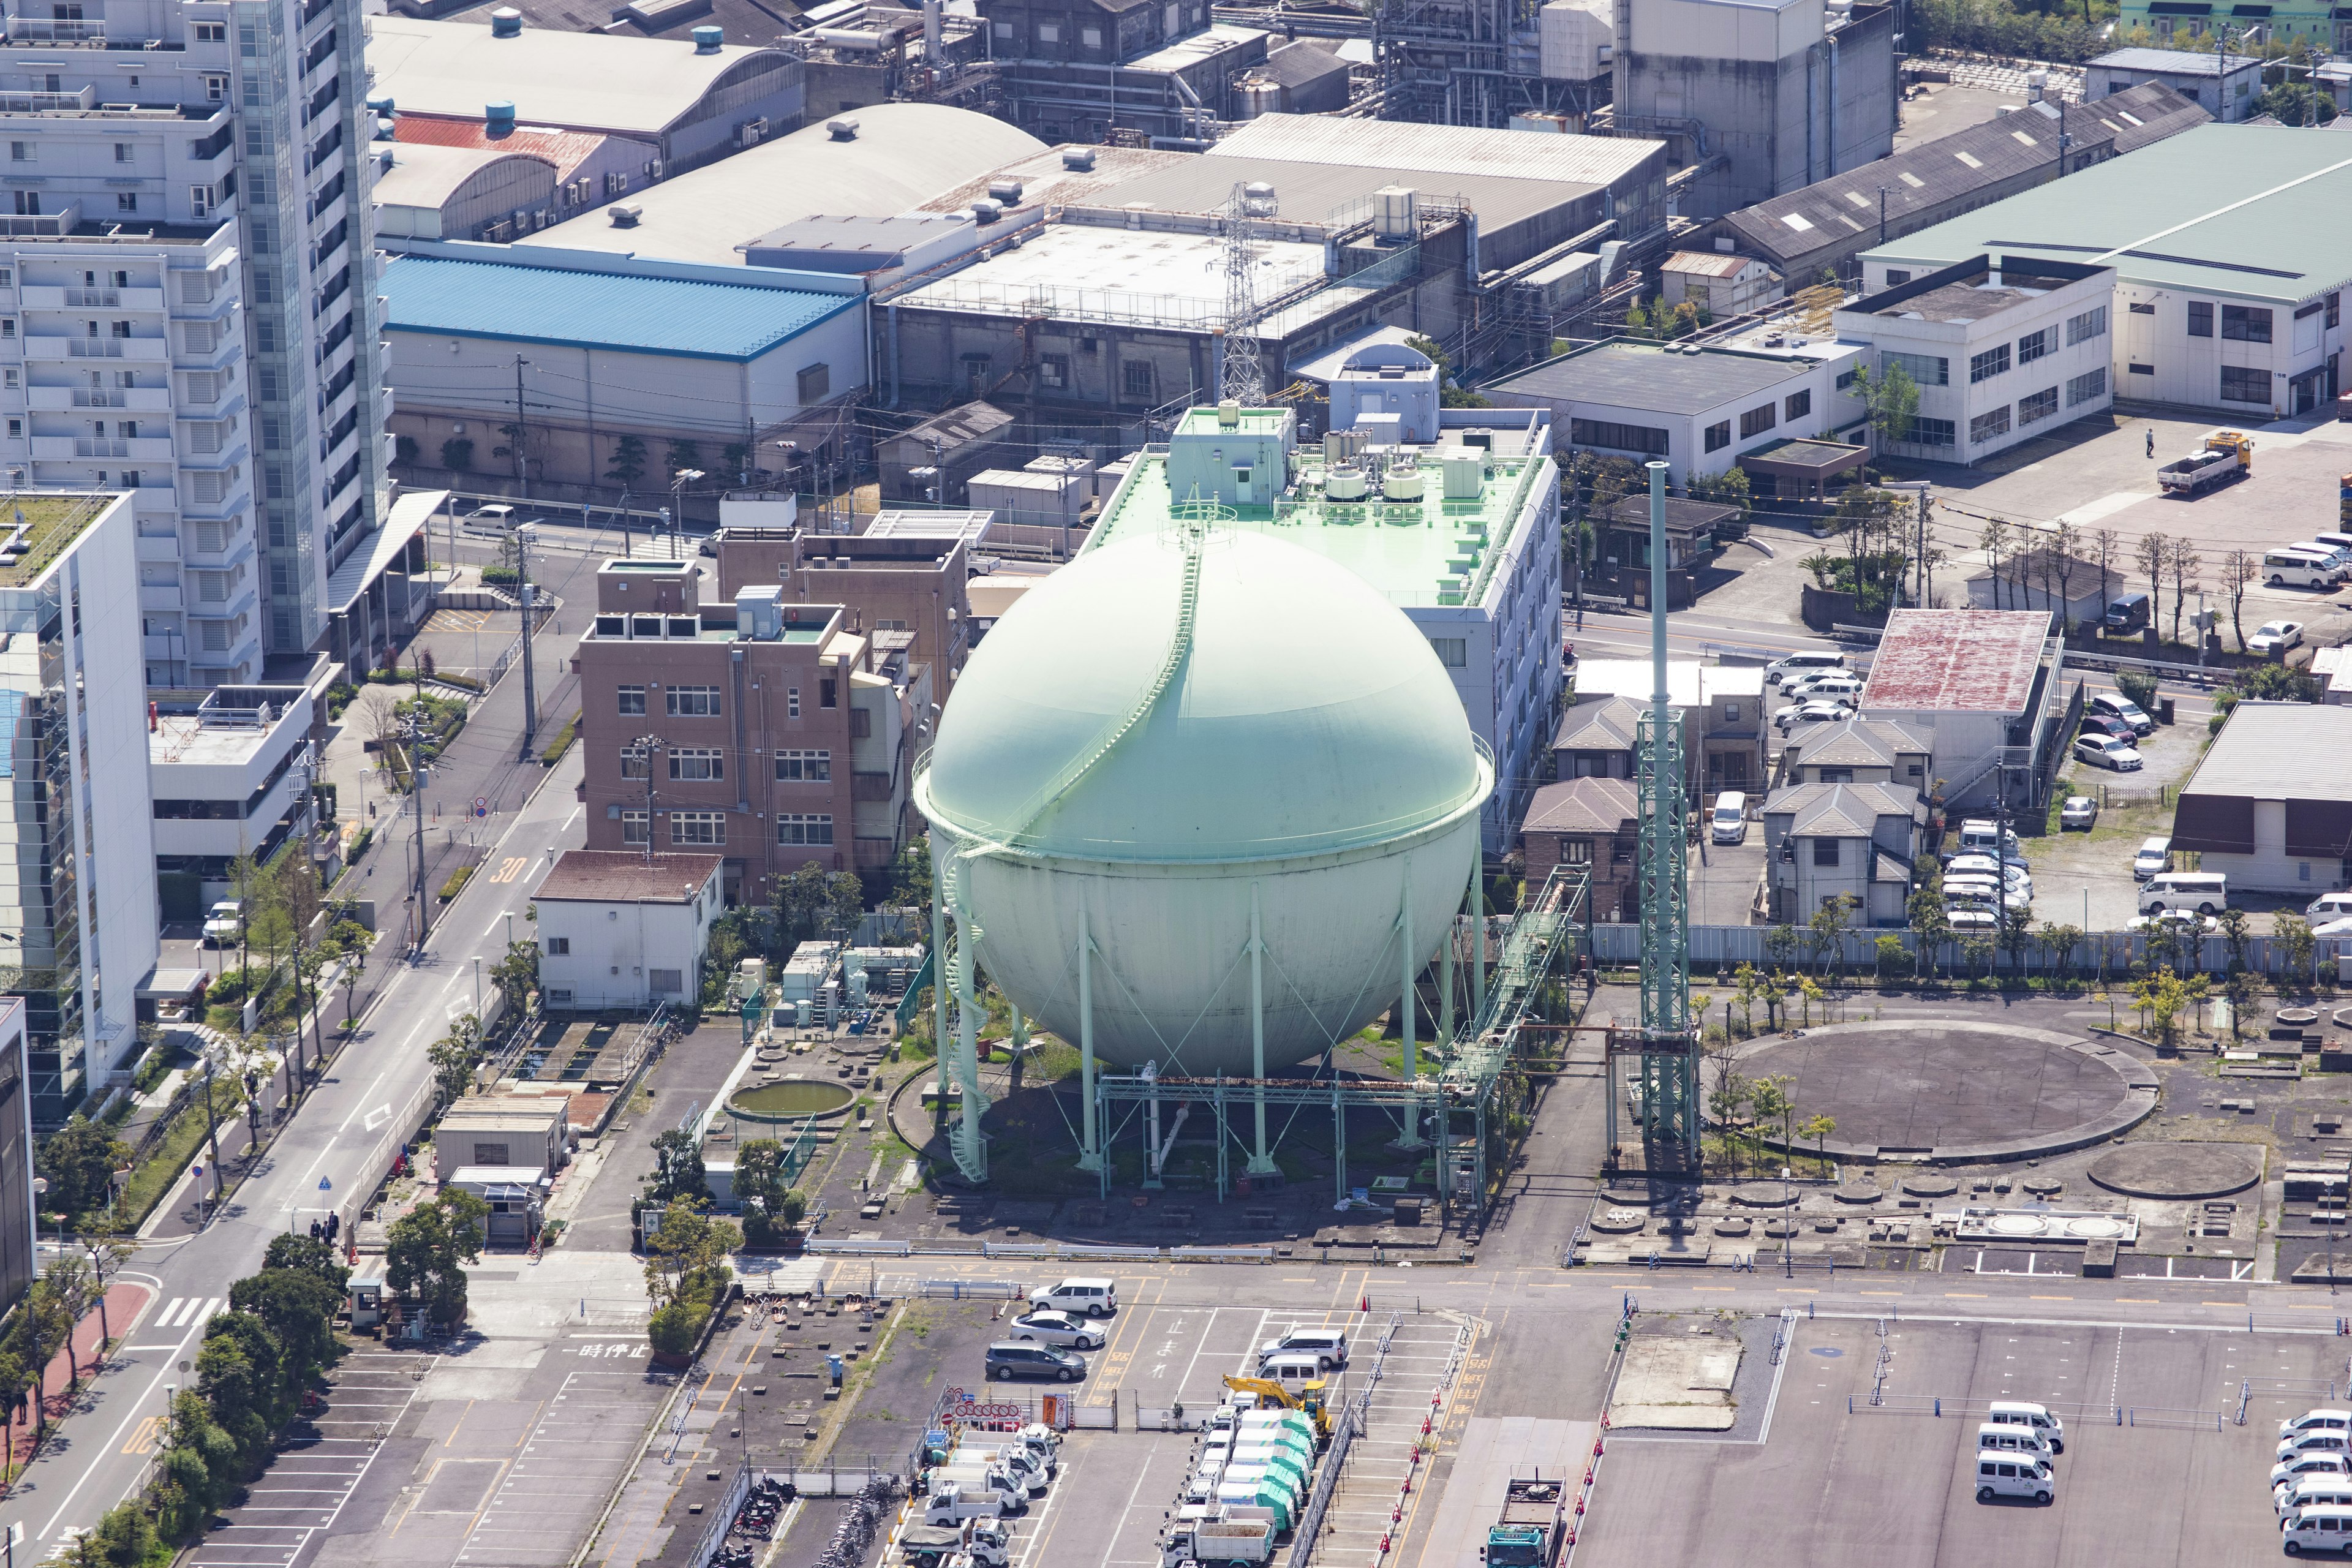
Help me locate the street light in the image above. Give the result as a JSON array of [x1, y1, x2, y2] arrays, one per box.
[[671, 469, 704, 555]]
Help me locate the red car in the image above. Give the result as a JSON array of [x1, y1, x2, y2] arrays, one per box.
[[2078, 714, 2135, 742]]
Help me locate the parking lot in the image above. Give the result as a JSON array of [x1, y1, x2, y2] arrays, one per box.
[[990, 1294, 1470, 1567], [1574, 1314, 2349, 1566]]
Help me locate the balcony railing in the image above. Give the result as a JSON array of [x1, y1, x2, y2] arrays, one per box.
[[0, 85, 95, 111], [4, 18, 106, 40]]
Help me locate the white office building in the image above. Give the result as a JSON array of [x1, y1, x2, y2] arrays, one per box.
[[0, 0, 399, 690], [1834, 255, 2117, 466]]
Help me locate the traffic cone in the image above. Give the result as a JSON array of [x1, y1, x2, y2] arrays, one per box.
[[1359, 1291, 1370, 1313]]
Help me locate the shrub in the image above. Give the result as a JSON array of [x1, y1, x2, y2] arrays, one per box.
[[439, 865, 474, 902], [647, 1300, 706, 1356], [480, 565, 520, 588], [440, 437, 474, 471]]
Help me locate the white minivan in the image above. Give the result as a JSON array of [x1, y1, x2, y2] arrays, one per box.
[[2281, 1477, 2352, 1521], [1766, 651, 1845, 688], [1711, 793, 1748, 845], [1028, 1278, 1117, 1317], [2310, 893, 2352, 922], [1973, 1452, 2054, 1504], [2266, 549, 2341, 589], [1975, 1422, 2053, 1461], [2141, 870, 2227, 916], [2283, 1503, 2352, 1555], [1986, 1401, 2065, 1453]]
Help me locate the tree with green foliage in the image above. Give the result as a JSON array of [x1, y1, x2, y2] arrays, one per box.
[[1799, 1112, 1836, 1164], [887, 834, 933, 909], [385, 1188, 488, 1327], [1683, 466, 1752, 518], [2215, 906, 2252, 974], [772, 861, 864, 960], [155, 1388, 241, 1541], [38, 1116, 130, 1217], [227, 1268, 341, 1404], [643, 1199, 741, 1311], [2037, 922, 2083, 981], [428, 1014, 481, 1107], [1908, 884, 1951, 981], [197, 1309, 287, 1461], [263, 1231, 351, 1293], [2255, 81, 2337, 124], [664, 439, 703, 478], [2211, 660, 2321, 733], [1847, 359, 1920, 451], [605, 434, 648, 488], [644, 1126, 708, 1205], [1999, 902, 2035, 977], [490, 938, 540, 1016], [2276, 911, 2318, 990], [1401, 335, 1492, 409], [1807, 894, 1859, 978]]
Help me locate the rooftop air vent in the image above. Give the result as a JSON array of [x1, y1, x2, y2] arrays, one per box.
[[484, 100, 516, 134], [1061, 147, 1096, 172], [987, 177, 1023, 203], [692, 24, 723, 50], [970, 198, 1001, 224], [489, 6, 522, 34], [827, 114, 860, 140], [608, 203, 643, 227]]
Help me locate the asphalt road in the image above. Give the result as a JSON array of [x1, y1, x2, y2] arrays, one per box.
[[0, 744, 588, 1561]]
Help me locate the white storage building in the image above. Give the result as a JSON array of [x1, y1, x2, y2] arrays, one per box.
[[533, 851, 725, 1011]]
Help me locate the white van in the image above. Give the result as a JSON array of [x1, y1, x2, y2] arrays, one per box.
[[2283, 1503, 2352, 1555], [2293, 541, 2352, 574], [2281, 1477, 2352, 1521], [1973, 1452, 2054, 1504], [2282, 1431, 2352, 1464], [1711, 793, 1748, 845], [2141, 870, 2227, 916], [2265, 549, 2341, 589], [1028, 1278, 1117, 1317], [1986, 1401, 2065, 1453], [1956, 821, 2023, 858], [1766, 651, 1845, 688], [1259, 1352, 1329, 1397], [1975, 1422, 2053, 1461], [2310, 893, 2352, 921], [2286, 1412, 2352, 1441]]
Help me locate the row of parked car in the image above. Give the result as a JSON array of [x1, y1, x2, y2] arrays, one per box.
[[1933, 818, 2029, 931], [1974, 1402, 2065, 1505], [2275, 1408, 2352, 1554]]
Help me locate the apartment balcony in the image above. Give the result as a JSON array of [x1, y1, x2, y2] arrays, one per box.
[[39, 436, 176, 461], [135, 529, 179, 563], [2, 18, 107, 41], [28, 385, 175, 412], [176, 439, 248, 472], [20, 286, 166, 312], [139, 582, 181, 611], [188, 583, 255, 622], [27, 335, 168, 363], [0, 86, 96, 112], [0, 205, 78, 238], [182, 527, 252, 570]]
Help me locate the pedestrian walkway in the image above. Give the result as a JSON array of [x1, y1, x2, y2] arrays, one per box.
[[5, 1281, 151, 1468]]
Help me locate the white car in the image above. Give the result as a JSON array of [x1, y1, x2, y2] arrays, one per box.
[[2059, 796, 2098, 831], [2128, 910, 2219, 935], [2132, 837, 2171, 880], [2087, 692, 2156, 736], [1945, 884, 2028, 912], [2249, 620, 2305, 656], [2275, 1451, 2352, 1491], [1943, 907, 2000, 931], [2074, 733, 2143, 772], [1945, 854, 2030, 883], [1006, 1310, 1106, 1350], [201, 900, 241, 946], [2283, 1411, 2352, 1442], [1774, 699, 1853, 733]]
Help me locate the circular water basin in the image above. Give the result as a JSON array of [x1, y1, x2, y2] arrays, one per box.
[[727, 1079, 856, 1121]]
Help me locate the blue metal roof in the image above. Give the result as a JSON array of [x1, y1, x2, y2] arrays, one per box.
[[379, 257, 855, 361]]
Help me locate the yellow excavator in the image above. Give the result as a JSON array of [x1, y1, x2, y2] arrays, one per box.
[[1220, 1376, 1335, 1441]]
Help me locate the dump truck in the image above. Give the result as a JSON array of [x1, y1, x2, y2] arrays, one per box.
[[1482, 1475, 1569, 1566], [901, 1520, 1011, 1567], [1159, 1517, 1278, 1567], [2157, 429, 2253, 495]]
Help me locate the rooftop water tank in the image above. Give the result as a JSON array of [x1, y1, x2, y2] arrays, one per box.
[[915, 530, 1487, 1074], [693, 24, 723, 50], [489, 7, 522, 35]]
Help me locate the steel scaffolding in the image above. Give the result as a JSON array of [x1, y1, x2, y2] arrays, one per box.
[[1629, 460, 1700, 1166]]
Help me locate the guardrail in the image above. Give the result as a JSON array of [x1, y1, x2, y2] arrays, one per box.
[[804, 1238, 1274, 1263], [914, 1278, 1023, 1300]]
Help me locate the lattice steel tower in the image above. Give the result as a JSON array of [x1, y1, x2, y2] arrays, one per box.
[[1220, 181, 1279, 404], [1634, 459, 1701, 1163]]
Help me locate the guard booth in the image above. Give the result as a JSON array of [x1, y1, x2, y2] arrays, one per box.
[[348, 1272, 386, 1329], [445, 1166, 548, 1247]]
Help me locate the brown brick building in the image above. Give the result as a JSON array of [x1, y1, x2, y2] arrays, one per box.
[[1520, 777, 1640, 924], [711, 513, 978, 699], [571, 556, 930, 904]]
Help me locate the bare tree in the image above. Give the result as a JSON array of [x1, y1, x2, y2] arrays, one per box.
[[360, 693, 407, 791], [2168, 537, 2203, 649], [2093, 528, 2121, 624], [2051, 519, 2081, 633], [2135, 532, 2169, 643], [2220, 548, 2256, 652], [1979, 518, 2012, 609]]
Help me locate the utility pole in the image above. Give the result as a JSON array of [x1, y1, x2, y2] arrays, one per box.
[[1878, 185, 1890, 245], [631, 735, 664, 864], [516, 522, 539, 761], [511, 355, 531, 498]]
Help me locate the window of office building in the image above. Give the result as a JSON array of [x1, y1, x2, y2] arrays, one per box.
[[2188, 301, 2213, 337], [2220, 365, 2270, 404], [618, 685, 646, 715], [1704, 420, 1730, 451], [1568, 417, 1668, 455], [779, 813, 834, 846], [775, 749, 831, 781], [1969, 405, 2011, 443], [1784, 389, 1811, 421], [669, 747, 723, 780], [2018, 386, 2059, 425], [621, 810, 649, 844], [1899, 415, 1956, 447], [671, 811, 725, 845], [2222, 304, 2272, 342], [2067, 368, 2107, 405], [2065, 306, 2107, 345], [1880, 350, 1947, 386], [666, 685, 720, 717], [1970, 344, 2011, 383], [1738, 403, 1777, 439], [2016, 328, 2052, 366]]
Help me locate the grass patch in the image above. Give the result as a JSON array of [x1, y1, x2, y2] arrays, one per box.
[[540, 711, 581, 764], [115, 1076, 245, 1226]]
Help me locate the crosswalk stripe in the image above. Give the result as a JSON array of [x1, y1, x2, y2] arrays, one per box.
[[161, 1297, 194, 1328]]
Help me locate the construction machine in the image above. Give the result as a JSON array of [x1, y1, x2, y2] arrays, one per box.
[[1218, 1376, 1334, 1441]]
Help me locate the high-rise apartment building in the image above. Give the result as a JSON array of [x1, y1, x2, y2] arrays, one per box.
[[0, 0, 392, 687], [0, 492, 160, 1121]]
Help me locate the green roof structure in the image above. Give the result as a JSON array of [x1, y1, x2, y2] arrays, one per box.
[[1861, 125, 2352, 307]]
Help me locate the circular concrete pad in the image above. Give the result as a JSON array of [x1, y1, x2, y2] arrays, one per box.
[[2088, 1141, 2261, 1199], [1728, 1020, 2155, 1163], [1901, 1175, 1959, 1199], [1731, 1182, 1797, 1207], [1834, 1182, 1883, 1205]]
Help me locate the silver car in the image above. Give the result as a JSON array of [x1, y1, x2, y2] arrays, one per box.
[[1006, 1310, 1106, 1351]]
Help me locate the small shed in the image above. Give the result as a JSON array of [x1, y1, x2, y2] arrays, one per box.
[[434, 1100, 569, 1183], [1659, 251, 1779, 318], [443, 1166, 552, 1248]]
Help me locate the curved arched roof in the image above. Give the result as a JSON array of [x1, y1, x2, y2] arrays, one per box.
[[518, 104, 1047, 268]]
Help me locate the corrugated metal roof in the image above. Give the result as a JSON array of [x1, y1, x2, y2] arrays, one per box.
[[1208, 112, 1662, 187], [1866, 122, 2352, 303], [375, 142, 554, 212], [2089, 46, 2247, 75], [380, 256, 854, 360], [1858, 609, 2052, 713], [2182, 701, 2352, 803], [393, 117, 618, 183], [1721, 83, 2207, 268], [1662, 250, 1758, 278], [1488, 341, 1819, 417]]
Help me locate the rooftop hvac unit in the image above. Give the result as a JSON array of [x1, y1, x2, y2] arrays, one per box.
[[489, 6, 522, 35], [1373, 184, 1417, 242], [484, 100, 516, 133], [1061, 147, 1095, 172], [608, 203, 643, 227], [827, 115, 861, 140], [987, 176, 1023, 202], [970, 198, 1001, 224], [692, 23, 723, 50]]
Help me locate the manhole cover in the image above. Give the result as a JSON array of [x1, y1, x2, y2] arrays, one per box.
[[1809, 1347, 1844, 1358]]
